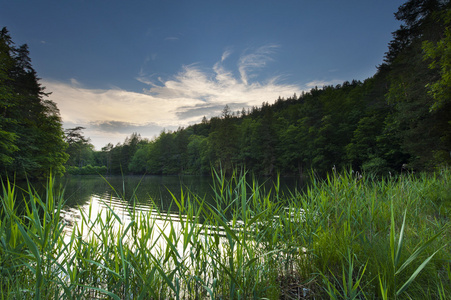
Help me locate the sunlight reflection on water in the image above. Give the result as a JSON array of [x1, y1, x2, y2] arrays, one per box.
[[61, 193, 194, 254]]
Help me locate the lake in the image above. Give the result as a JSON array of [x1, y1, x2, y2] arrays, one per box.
[[59, 174, 300, 208], [60, 175, 214, 211], [53, 174, 302, 226], [42, 174, 302, 248]]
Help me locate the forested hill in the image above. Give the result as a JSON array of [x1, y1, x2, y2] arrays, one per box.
[[65, 0, 450, 177]]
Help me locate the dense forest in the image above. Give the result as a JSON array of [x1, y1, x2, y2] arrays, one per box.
[[2, 0, 450, 179], [0, 28, 68, 179]]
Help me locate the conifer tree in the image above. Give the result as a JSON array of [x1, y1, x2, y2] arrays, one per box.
[[0, 27, 68, 178]]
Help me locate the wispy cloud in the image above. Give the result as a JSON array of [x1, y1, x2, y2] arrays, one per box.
[[141, 53, 300, 120], [44, 45, 304, 149], [238, 45, 279, 85], [221, 48, 233, 62]]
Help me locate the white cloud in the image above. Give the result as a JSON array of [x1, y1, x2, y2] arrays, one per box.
[[141, 52, 301, 120], [238, 45, 279, 85], [221, 48, 233, 62], [44, 80, 185, 126], [44, 45, 305, 149]]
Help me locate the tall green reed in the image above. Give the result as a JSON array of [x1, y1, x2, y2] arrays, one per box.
[[1, 175, 68, 299], [0, 168, 449, 299]]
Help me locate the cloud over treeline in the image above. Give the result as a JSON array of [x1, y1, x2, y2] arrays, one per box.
[[43, 45, 334, 149]]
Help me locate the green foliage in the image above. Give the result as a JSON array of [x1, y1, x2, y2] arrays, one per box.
[[383, 0, 451, 170], [66, 165, 108, 175], [423, 6, 451, 111], [128, 146, 148, 174], [64, 126, 95, 168], [1, 169, 450, 299], [0, 28, 68, 178]]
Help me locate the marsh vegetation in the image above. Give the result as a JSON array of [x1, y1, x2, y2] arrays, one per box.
[[1, 169, 450, 299]]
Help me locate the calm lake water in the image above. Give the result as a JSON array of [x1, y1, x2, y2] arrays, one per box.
[[58, 174, 302, 213], [13, 174, 304, 250], [60, 175, 213, 211]]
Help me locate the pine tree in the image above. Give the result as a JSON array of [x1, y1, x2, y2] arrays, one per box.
[[0, 27, 68, 178]]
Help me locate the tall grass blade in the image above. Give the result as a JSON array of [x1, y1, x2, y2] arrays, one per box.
[[396, 248, 443, 296]]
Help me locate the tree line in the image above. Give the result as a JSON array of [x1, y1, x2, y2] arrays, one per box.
[[2, 0, 450, 179], [0, 28, 68, 179]]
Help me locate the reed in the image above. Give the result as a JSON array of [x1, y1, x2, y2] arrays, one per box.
[[0, 168, 450, 299]]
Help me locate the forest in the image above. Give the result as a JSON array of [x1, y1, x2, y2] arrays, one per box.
[[1, 0, 450, 179], [0, 28, 68, 179]]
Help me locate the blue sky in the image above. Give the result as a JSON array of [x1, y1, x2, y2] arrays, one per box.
[[1, 0, 404, 149]]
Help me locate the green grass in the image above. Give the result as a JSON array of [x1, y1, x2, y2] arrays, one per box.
[[1, 168, 450, 299]]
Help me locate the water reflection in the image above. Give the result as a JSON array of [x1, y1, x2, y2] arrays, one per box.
[[58, 175, 217, 243], [60, 175, 214, 212], [57, 174, 301, 240], [60, 174, 300, 211], [59, 192, 191, 257]]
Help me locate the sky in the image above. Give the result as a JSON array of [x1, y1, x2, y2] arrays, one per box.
[[1, 0, 405, 150]]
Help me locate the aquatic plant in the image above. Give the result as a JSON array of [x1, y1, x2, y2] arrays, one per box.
[[0, 168, 449, 299]]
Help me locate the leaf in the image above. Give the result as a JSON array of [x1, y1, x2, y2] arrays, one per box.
[[16, 221, 40, 264], [78, 285, 122, 300], [395, 209, 407, 267], [84, 259, 121, 277], [100, 200, 123, 225], [396, 249, 440, 296], [396, 228, 445, 275]]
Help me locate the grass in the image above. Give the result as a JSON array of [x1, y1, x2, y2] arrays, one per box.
[[0, 168, 450, 299]]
